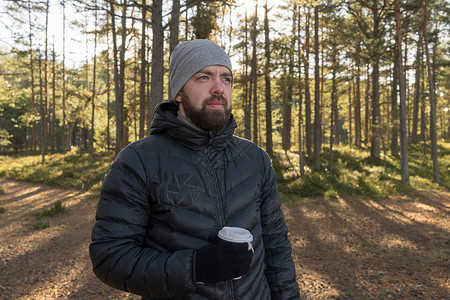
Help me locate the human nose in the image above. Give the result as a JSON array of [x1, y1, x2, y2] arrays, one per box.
[[210, 77, 224, 95]]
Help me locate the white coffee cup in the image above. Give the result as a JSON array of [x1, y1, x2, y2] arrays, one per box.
[[218, 226, 254, 280]]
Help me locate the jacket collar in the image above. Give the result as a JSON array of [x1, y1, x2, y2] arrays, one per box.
[[150, 100, 236, 151]]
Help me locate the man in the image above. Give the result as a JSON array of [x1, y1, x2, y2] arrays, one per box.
[[90, 39, 300, 300]]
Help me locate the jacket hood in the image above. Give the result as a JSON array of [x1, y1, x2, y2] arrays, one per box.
[[150, 100, 237, 151]]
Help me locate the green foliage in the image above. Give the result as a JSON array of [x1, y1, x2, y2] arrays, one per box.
[[33, 220, 51, 230], [0, 206, 5, 213], [275, 142, 449, 201], [0, 151, 114, 190], [34, 201, 66, 219]]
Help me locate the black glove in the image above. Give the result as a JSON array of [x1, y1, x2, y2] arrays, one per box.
[[195, 239, 253, 284]]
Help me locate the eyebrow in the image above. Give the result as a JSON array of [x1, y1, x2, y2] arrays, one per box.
[[197, 68, 232, 78]]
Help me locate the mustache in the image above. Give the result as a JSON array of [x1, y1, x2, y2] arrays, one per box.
[[204, 95, 226, 104]]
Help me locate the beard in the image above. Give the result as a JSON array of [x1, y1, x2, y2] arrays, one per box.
[[180, 93, 232, 132]]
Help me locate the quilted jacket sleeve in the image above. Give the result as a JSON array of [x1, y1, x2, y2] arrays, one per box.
[[89, 147, 197, 299], [259, 151, 301, 300]]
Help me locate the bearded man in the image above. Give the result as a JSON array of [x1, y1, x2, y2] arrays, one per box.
[[89, 39, 300, 300]]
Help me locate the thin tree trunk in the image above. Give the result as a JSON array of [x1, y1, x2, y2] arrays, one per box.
[[244, 10, 251, 140], [411, 34, 422, 142], [106, 14, 111, 151], [348, 83, 352, 146], [89, 2, 98, 155], [282, 6, 295, 152], [264, 0, 272, 154], [304, 8, 312, 158], [297, 6, 304, 175], [51, 42, 56, 153], [38, 57, 45, 164], [251, 1, 258, 144], [423, 0, 440, 183], [355, 56, 362, 148], [44, 0, 49, 155], [62, 0, 66, 153], [329, 52, 337, 171], [148, 0, 164, 133], [391, 47, 399, 157], [139, 0, 147, 139], [27, 0, 37, 154], [110, 0, 122, 155], [119, 0, 128, 149], [370, 0, 381, 159], [395, 0, 410, 184], [365, 65, 370, 145], [313, 6, 321, 170], [169, 0, 180, 54]]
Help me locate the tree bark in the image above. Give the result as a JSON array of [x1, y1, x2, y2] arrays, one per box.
[[313, 6, 321, 170], [304, 8, 312, 158], [251, 1, 258, 145], [411, 34, 422, 142], [264, 0, 272, 154], [282, 6, 296, 152], [51, 42, 56, 153], [148, 0, 164, 133], [423, 0, 440, 183], [391, 46, 399, 158], [355, 55, 362, 148], [27, 0, 37, 154], [89, 2, 98, 155], [297, 6, 304, 175], [139, 0, 147, 139], [395, 0, 410, 184], [61, 0, 67, 153]]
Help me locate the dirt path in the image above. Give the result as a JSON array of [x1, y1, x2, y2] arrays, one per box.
[[0, 177, 449, 299]]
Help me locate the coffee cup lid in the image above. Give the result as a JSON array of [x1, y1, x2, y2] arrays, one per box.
[[218, 226, 253, 243]]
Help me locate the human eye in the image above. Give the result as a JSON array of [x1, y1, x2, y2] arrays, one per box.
[[197, 75, 209, 81], [222, 77, 232, 84]]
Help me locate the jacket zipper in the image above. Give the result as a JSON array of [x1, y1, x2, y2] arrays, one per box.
[[204, 146, 235, 300]]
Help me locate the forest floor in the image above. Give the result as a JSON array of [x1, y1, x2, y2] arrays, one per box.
[[0, 177, 449, 300]]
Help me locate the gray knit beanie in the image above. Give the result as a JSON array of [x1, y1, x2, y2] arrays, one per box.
[[169, 39, 232, 99]]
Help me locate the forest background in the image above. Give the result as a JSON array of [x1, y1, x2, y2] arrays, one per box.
[[0, 0, 449, 193], [0, 1, 449, 298]]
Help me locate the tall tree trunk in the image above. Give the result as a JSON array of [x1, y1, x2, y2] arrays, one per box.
[[244, 10, 251, 140], [329, 50, 337, 171], [282, 6, 295, 152], [297, 6, 304, 175], [313, 6, 321, 170], [365, 65, 370, 145], [61, 0, 67, 153], [38, 57, 45, 164], [423, 0, 440, 183], [355, 52, 362, 148], [139, 0, 147, 139], [391, 47, 399, 158], [304, 8, 312, 158], [89, 2, 98, 156], [119, 0, 128, 149], [370, 0, 381, 159], [111, 0, 122, 155], [169, 0, 180, 54], [27, 0, 37, 154], [148, 0, 164, 133], [411, 34, 422, 142], [106, 13, 111, 151], [395, 0, 410, 184], [251, 1, 258, 144], [264, 0, 272, 154], [348, 83, 352, 146], [51, 42, 56, 153], [44, 0, 49, 155]]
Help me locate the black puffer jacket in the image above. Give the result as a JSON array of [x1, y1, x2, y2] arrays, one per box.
[[90, 100, 300, 300]]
